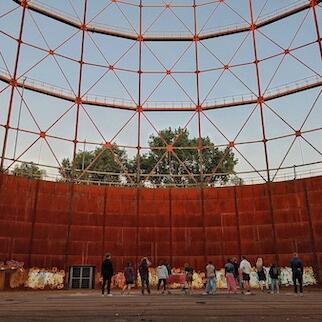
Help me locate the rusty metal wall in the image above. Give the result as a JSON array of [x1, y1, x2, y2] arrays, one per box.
[[0, 174, 321, 277]]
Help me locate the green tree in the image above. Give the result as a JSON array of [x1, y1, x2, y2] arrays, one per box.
[[59, 145, 128, 184], [129, 127, 238, 186], [12, 162, 46, 179]]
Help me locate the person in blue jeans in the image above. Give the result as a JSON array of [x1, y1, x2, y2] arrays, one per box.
[[269, 263, 280, 294], [205, 261, 216, 294], [290, 253, 304, 295]]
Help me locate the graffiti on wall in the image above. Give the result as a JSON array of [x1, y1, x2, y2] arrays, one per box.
[[96, 266, 316, 290], [1, 262, 317, 290], [8, 267, 65, 289]]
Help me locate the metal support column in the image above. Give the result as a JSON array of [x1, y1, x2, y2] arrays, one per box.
[[311, 0, 322, 60], [72, 0, 88, 178], [1, 2, 27, 170], [136, 1, 143, 185], [248, 0, 270, 182]]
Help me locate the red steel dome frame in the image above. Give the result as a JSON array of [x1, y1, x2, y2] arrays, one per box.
[[0, 0, 321, 186]]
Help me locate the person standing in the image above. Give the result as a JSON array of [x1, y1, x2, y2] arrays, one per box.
[[232, 257, 240, 287], [290, 253, 304, 295], [101, 253, 114, 296], [184, 263, 194, 295], [121, 262, 135, 295], [156, 261, 169, 294], [239, 256, 252, 295], [256, 257, 268, 292], [139, 257, 151, 295], [269, 262, 280, 294], [225, 258, 237, 294], [165, 261, 172, 276], [205, 261, 216, 294]]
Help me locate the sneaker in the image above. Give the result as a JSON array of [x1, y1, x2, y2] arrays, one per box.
[[245, 291, 251, 295], [101, 294, 105, 297], [107, 294, 112, 296], [299, 293, 304, 297]]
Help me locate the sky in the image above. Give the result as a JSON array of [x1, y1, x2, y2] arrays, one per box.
[[0, 0, 321, 184]]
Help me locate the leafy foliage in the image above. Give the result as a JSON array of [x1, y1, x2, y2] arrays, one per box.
[[12, 162, 46, 179], [59, 128, 238, 186], [130, 127, 237, 185], [59, 145, 128, 183]]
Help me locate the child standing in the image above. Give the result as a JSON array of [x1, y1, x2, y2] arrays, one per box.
[[269, 263, 280, 294]]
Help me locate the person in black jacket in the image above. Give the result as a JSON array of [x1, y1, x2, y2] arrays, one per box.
[[269, 263, 280, 294], [139, 257, 151, 295], [290, 253, 304, 295], [101, 253, 114, 296]]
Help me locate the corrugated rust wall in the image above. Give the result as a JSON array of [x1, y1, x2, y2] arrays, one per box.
[[0, 174, 321, 279]]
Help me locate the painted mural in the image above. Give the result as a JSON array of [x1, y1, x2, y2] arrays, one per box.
[[97, 266, 316, 290], [0, 259, 317, 290]]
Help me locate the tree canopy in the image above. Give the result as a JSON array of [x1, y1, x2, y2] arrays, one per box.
[[12, 162, 46, 179], [131, 128, 237, 185], [59, 128, 238, 186], [59, 144, 128, 183]]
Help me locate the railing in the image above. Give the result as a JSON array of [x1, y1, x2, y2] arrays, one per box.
[[0, 67, 320, 111], [13, 0, 316, 40], [3, 156, 322, 187]]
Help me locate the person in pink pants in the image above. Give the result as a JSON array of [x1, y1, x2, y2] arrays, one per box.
[[225, 258, 237, 294]]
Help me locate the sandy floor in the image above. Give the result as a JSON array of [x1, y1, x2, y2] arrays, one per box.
[[0, 288, 321, 322]]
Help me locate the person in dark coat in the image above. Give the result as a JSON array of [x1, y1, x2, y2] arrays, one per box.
[[290, 253, 304, 294], [122, 262, 135, 295], [269, 262, 280, 294], [232, 257, 241, 288], [139, 257, 151, 295], [101, 253, 114, 296]]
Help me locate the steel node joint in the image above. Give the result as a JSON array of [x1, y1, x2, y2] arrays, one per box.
[[257, 96, 265, 104], [39, 131, 46, 139], [249, 23, 257, 31], [104, 142, 113, 149], [295, 130, 302, 137]]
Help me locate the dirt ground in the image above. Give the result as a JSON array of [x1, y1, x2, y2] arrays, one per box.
[[0, 288, 321, 322]]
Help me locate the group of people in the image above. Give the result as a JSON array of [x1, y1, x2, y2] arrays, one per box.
[[206, 253, 304, 296], [101, 254, 171, 296], [101, 253, 304, 296]]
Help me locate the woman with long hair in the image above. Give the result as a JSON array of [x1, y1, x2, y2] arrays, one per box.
[[256, 257, 268, 292]]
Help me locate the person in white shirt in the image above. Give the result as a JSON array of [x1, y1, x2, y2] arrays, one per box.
[[156, 261, 169, 294], [239, 256, 252, 294]]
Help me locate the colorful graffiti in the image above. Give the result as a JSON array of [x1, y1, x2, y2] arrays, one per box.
[[97, 266, 316, 290], [1, 264, 317, 290], [8, 267, 65, 289]]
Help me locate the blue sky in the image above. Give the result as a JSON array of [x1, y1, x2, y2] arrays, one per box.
[[0, 0, 321, 183]]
